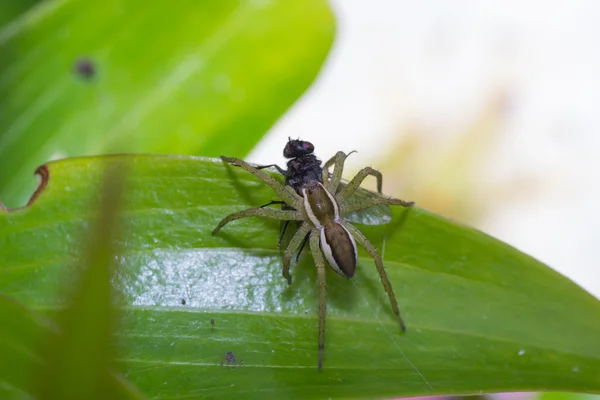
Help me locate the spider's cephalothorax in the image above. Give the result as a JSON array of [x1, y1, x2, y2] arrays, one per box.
[[212, 146, 414, 369]]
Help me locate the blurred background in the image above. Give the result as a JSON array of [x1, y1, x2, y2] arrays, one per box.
[[251, 0, 600, 303], [0, 1, 598, 399]]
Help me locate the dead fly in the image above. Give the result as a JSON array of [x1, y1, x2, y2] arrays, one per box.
[[212, 141, 414, 369], [258, 138, 323, 194]]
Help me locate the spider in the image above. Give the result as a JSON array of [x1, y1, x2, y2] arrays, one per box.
[[212, 145, 414, 369]]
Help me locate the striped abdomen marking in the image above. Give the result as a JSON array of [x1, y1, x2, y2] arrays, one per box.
[[302, 181, 357, 278]]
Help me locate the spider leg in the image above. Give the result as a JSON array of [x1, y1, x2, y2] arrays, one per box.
[[282, 223, 312, 284], [259, 200, 286, 208], [321, 153, 338, 184], [278, 221, 290, 248], [295, 231, 310, 262], [256, 163, 288, 176], [309, 231, 328, 370], [212, 208, 302, 235], [336, 166, 384, 202], [322, 151, 355, 194], [342, 221, 406, 332], [258, 201, 295, 247], [341, 197, 414, 215], [221, 156, 302, 208]]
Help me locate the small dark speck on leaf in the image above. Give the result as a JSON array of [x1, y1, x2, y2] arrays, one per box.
[[74, 57, 96, 79], [221, 351, 242, 367]]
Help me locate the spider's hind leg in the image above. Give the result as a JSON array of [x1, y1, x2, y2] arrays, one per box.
[[309, 231, 328, 370], [281, 223, 312, 284]]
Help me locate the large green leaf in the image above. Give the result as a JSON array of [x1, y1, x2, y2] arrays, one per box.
[[29, 164, 146, 400], [0, 294, 50, 398], [0, 0, 39, 29], [1, 155, 599, 399], [0, 165, 146, 399], [0, 0, 335, 206]]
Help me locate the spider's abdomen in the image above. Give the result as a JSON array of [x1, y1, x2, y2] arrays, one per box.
[[320, 222, 357, 278]]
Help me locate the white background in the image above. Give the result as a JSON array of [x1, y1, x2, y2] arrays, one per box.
[[249, 0, 600, 299]]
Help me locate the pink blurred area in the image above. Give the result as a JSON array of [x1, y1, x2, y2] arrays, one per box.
[[393, 393, 533, 400]]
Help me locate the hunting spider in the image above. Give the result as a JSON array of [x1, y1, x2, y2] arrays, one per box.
[[212, 149, 414, 369]]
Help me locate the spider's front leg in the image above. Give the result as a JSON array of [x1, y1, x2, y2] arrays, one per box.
[[212, 207, 303, 235], [341, 197, 414, 215], [221, 156, 302, 208], [321, 150, 356, 194], [337, 166, 413, 215], [256, 163, 288, 176], [336, 166, 384, 202]]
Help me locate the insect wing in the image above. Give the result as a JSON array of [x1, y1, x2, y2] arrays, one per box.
[[337, 181, 392, 226]]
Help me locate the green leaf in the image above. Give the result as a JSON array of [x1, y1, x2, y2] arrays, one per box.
[[0, 0, 335, 206], [0, 164, 145, 399], [30, 164, 146, 400], [1, 155, 599, 399], [538, 393, 600, 400], [0, 294, 49, 399], [0, 0, 39, 29]]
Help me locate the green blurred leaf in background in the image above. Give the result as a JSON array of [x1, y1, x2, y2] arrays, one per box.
[[0, 0, 335, 206], [0, 161, 147, 399], [1, 155, 599, 399], [0, 0, 39, 29], [30, 162, 145, 400]]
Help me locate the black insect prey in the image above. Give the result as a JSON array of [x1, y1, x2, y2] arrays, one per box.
[[258, 138, 324, 252], [258, 138, 324, 194]]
